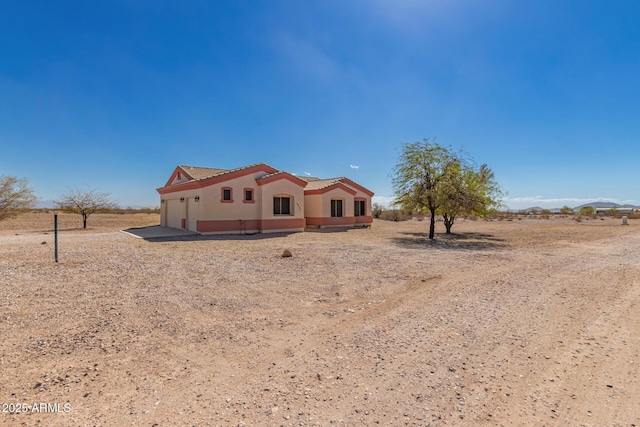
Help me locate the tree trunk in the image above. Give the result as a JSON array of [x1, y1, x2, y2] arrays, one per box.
[[428, 208, 436, 239], [443, 214, 455, 234], [83, 213, 87, 229]]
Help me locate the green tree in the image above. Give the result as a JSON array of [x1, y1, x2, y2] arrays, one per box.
[[438, 163, 502, 234], [371, 202, 384, 219], [559, 206, 574, 214], [579, 206, 595, 215], [0, 175, 37, 221], [55, 188, 117, 228], [392, 138, 461, 239]]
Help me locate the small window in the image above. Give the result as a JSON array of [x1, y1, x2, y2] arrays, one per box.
[[331, 199, 343, 217], [274, 196, 291, 215], [243, 188, 255, 204], [355, 200, 366, 216], [221, 187, 233, 202]]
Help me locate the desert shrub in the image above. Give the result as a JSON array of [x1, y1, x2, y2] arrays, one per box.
[[574, 215, 582, 222], [579, 206, 595, 215], [559, 206, 574, 215], [379, 209, 411, 222], [372, 203, 383, 219]]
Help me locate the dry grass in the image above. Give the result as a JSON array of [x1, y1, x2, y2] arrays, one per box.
[[1, 213, 638, 426]]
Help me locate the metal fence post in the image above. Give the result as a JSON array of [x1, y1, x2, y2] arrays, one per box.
[[54, 214, 58, 262]]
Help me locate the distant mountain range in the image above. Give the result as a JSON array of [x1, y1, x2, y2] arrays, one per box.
[[520, 202, 640, 213], [572, 202, 640, 209]]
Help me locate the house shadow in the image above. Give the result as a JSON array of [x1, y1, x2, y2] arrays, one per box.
[[151, 232, 303, 242], [304, 226, 369, 233], [392, 231, 507, 251], [121, 226, 300, 242]]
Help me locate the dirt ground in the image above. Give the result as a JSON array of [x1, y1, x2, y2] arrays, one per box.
[[1, 212, 638, 426]]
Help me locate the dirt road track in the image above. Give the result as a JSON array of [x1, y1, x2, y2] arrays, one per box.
[[0, 213, 638, 426]]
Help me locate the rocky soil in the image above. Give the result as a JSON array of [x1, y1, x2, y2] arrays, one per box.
[[0, 213, 638, 426]]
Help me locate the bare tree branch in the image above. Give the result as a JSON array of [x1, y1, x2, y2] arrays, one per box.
[[0, 175, 37, 221], [55, 188, 117, 228]]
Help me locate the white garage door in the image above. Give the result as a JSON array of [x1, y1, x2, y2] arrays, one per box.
[[166, 199, 183, 229], [187, 198, 198, 231]]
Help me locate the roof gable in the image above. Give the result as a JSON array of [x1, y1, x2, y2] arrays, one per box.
[[158, 163, 278, 194], [303, 176, 373, 197], [304, 180, 358, 196], [179, 165, 228, 181], [256, 171, 308, 187], [158, 164, 374, 197], [339, 177, 374, 197], [303, 178, 342, 192]]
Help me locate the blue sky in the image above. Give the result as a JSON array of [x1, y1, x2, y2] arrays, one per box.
[[1, 0, 639, 210]]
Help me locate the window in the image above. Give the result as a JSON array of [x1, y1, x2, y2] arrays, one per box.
[[243, 188, 254, 203], [221, 187, 233, 202], [331, 199, 343, 217], [273, 196, 291, 215], [354, 200, 366, 216]]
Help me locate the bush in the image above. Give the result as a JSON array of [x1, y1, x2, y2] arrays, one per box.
[[559, 206, 574, 215], [372, 203, 384, 219], [579, 206, 595, 216], [379, 209, 411, 221]]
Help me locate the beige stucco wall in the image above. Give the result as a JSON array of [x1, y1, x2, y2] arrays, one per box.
[[350, 188, 372, 216], [170, 173, 190, 185], [160, 172, 305, 228], [161, 188, 200, 228], [159, 169, 371, 232], [304, 187, 361, 228], [305, 186, 373, 220], [196, 172, 265, 221], [320, 188, 355, 217], [303, 193, 324, 218], [258, 179, 305, 220]]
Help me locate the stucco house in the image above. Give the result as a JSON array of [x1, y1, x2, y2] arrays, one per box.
[[157, 163, 374, 234], [301, 177, 374, 228]]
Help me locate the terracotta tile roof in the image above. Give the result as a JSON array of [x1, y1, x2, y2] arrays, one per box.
[[296, 176, 321, 182], [179, 163, 275, 181], [256, 171, 287, 180], [303, 177, 345, 191], [255, 170, 309, 187], [179, 165, 228, 181]]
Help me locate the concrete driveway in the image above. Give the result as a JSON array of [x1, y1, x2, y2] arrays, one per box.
[[120, 226, 199, 239]]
